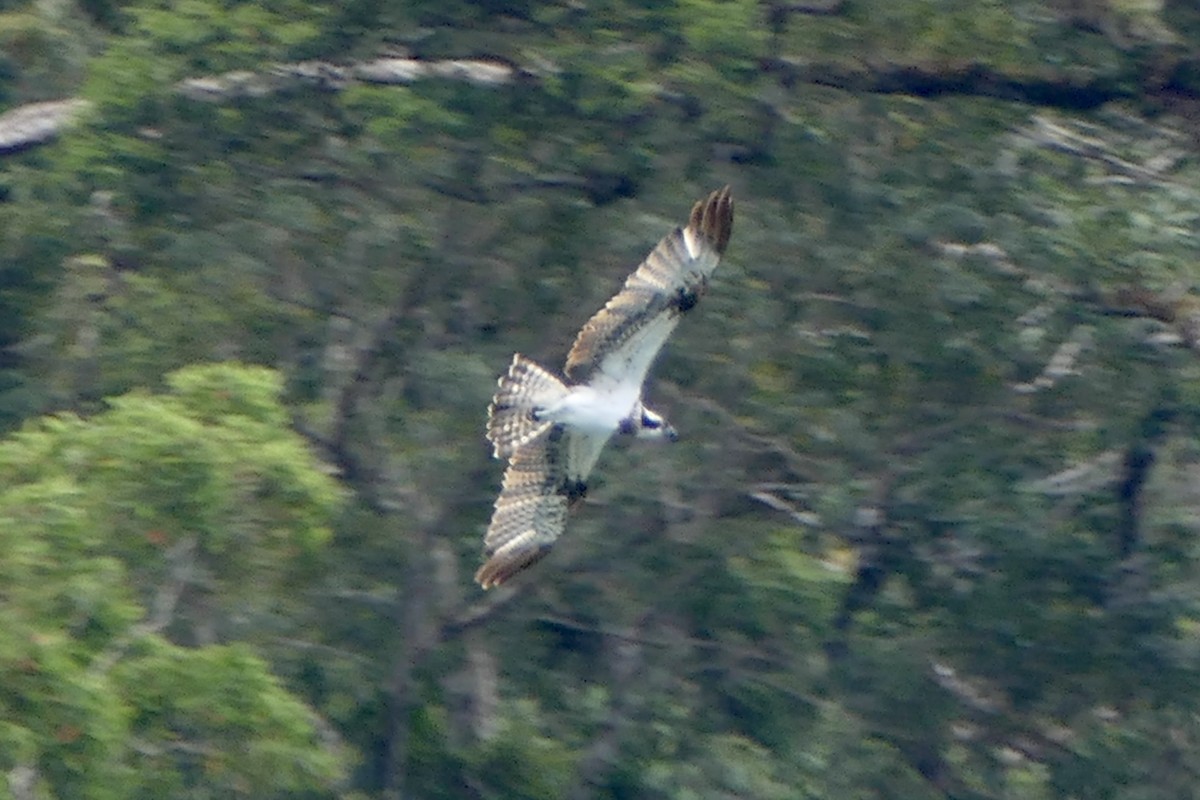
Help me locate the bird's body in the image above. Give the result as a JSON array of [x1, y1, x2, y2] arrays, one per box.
[[476, 187, 734, 588], [536, 382, 642, 436]]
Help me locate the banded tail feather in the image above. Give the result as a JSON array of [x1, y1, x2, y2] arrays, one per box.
[[486, 354, 568, 460]]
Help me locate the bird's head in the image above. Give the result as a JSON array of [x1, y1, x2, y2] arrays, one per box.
[[636, 406, 678, 442]]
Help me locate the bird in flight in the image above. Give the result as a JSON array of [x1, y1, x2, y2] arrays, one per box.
[[476, 187, 734, 588]]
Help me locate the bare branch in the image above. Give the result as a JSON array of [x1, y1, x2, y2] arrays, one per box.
[[532, 613, 781, 665], [1012, 326, 1092, 394], [1018, 114, 1185, 184], [178, 57, 526, 102], [128, 737, 217, 757], [934, 240, 1026, 278], [566, 614, 648, 800], [270, 637, 376, 666], [933, 239, 1083, 300], [7, 764, 39, 800], [1021, 448, 1123, 496], [931, 660, 1004, 715], [441, 585, 524, 637], [88, 535, 197, 677], [0, 58, 529, 156], [749, 483, 823, 527], [657, 380, 827, 479], [765, 57, 1126, 110], [0, 99, 91, 154], [307, 586, 400, 610]]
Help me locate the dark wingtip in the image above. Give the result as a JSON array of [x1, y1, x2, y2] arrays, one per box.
[[689, 185, 734, 255], [474, 544, 553, 589]]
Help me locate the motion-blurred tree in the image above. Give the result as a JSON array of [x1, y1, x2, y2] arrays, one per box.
[[0, 363, 344, 798], [3, 0, 1200, 798]]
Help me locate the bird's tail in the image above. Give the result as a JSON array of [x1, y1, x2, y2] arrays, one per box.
[[486, 354, 568, 459]]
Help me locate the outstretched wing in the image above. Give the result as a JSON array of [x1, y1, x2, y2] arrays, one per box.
[[564, 186, 734, 389], [475, 425, 609, 588]]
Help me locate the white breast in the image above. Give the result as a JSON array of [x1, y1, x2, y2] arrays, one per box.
[[541, 383, 640, 434]]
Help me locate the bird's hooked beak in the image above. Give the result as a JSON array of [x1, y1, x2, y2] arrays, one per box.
[[663, 423, 679, 442]]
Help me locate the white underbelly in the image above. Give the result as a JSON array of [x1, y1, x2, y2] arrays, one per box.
[[543, 384, 639, 434]]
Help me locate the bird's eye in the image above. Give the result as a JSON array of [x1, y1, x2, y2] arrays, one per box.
[[641, 413, 660, 429]]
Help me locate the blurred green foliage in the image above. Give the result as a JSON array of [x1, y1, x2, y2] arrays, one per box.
[[0, 365, 343, 798]]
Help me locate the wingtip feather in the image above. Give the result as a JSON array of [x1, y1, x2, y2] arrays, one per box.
[[475, 543, 553, 589], [689, 185, 734, 255]]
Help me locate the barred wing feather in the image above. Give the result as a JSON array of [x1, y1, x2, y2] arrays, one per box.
[[564, 186, 733, 389], [475, 426, 605, 588]]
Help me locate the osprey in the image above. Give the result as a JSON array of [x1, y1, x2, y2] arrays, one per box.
[[477, 187, 734, 588]]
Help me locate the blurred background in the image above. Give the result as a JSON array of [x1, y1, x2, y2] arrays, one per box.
[[3, 1, 1200, 798]]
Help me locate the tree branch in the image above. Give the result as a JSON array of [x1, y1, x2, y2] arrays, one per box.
[[177, 56, 527, 102], [0, 99, 91, 155], [765, 57, 1129, 109], [565, 616, 648, 800], [0, 58, 527, 157], [828, 475, 897, 657], [6, 764, 39, 800], [87, 535, 197, 677]]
